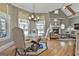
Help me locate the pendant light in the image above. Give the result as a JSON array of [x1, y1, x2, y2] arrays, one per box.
[[28, 4, 39, 22]]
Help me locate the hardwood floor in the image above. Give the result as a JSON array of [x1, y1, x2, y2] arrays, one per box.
[[0, 39, 76, 56], [40, 40, 75, 56]]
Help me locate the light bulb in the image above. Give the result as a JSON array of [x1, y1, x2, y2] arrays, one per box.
[[31, 15, 34, 18], [28, 16, 31, 19], [54, 10, 59, 14], [37, 17, 39, 19]]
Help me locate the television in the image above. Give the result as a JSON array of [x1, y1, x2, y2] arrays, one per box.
[[74, 23, 79, 30]]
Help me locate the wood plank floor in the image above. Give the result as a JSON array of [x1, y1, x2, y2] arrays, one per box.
[[40, 40, 75, 56], [0, 39, 76, 56]]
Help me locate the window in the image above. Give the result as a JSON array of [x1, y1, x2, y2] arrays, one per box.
[[36, 20, 45, 36], [18, 19, 29, 36], [0, 12, 7, 38]]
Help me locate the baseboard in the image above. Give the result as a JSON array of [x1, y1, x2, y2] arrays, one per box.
[[0, 41, 14, 52]]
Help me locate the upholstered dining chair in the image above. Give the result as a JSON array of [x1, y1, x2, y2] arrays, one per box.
[[12, 27, 33, 56]]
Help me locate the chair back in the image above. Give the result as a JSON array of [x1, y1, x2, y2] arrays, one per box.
[[12, 27, 25, 48]]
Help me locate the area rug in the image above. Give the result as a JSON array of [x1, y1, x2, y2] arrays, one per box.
[[26, 42, 47, 56], [16, 42, 47, 56]]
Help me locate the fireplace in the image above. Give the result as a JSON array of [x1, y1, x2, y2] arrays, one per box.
[[53, 28, 59, 34]]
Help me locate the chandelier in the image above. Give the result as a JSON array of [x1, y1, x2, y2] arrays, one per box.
[[28, 4, 39, 22]]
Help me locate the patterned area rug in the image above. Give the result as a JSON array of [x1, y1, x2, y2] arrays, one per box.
[[26, 42, 47, 56], [16, 42, 47, 56]]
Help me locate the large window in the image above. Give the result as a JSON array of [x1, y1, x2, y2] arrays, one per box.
[[0, 12, 7, 38], [36, 20, 45, 36], [18, 19, 29, 36]]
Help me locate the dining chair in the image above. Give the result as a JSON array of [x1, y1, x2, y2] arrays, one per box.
[[12, 27, 33, 56]]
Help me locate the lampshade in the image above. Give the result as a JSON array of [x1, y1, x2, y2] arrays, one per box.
[[61, 24, 65, 29], [67, 26, 74, 31], [54, 10, 59, 14]]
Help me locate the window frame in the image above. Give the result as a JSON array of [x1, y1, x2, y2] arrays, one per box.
[[0, 12, 9, 40]]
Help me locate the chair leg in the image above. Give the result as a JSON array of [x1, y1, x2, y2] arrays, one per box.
[[15, 48, 27, 56], [15, 48, 22, 56], [15, 48, 20, 56], [15, 48, 17, 56], [23, 50, 26, 56]]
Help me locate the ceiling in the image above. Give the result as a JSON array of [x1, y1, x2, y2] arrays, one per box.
[[12, 3, 79, 13]]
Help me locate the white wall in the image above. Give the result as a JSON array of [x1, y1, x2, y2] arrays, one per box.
[[8, 4, 18, 41], [71, 13, 79, 27], [70, 13, 79, 56]]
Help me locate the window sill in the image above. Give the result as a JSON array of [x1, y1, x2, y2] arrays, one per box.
[[0, 36, 9, 42]]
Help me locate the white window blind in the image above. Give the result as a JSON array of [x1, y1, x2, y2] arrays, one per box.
[[36, 20, 45, 36], [0, 12, 7, 38], [18, 19, 29, 36]]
